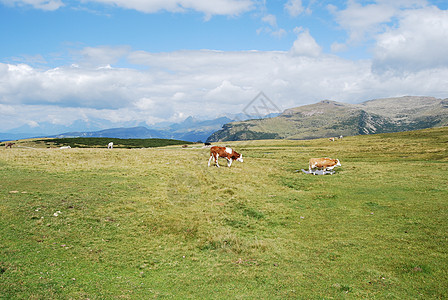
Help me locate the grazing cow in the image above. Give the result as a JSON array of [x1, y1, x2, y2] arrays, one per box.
[[182, 145, 188, 148], [108, 142, 113, 149], [5, 142, 15, 148], [339, 135, 343, 139], [309, 157, 341, 174], [208, 146, 243, 168], [329, 137, 335, 142]]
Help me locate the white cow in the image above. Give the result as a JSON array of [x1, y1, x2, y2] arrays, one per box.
[[108, 142, 113, 149]]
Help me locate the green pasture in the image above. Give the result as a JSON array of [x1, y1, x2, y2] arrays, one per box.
[[1, 128, 447, 298]]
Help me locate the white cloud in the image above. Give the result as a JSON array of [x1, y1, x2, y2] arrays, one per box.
[[262, 14, 277, 27], [259, 13, 286, 38], [290, 27, 322, 57], [331, 42, 348, 53], [0, 62, 146, 109], [272, 28, 287, 38], [27, 120, 39, 127], [205, 80, 253, 104], [285, 0, 304, 17], [75, 46, 131, 68], [373, 6, 448, 73], [1, 0, 64, 10], [329, 0, 428, 45], [83, 0, 254, 18], [134, 97, 155, 111], [1, 0, 255, 18], [0, 104, 16, 115]]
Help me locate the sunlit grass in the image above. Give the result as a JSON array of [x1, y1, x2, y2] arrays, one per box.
[[1, 127, 447, 298]]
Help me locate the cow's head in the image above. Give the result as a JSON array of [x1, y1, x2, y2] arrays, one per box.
[[335, 159, 341, 167], [233, 152, 243, 163]]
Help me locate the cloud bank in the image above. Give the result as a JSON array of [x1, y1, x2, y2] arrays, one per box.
[[2, 44, 447, 130], [373, 6, 448, 73], [1, 0, 447, 132]]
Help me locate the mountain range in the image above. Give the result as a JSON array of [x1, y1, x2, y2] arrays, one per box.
[[53, 116, 236, 142], [2, 96, 447, 143], [0, 113, 271, 142], [207, 96, 448, 142]]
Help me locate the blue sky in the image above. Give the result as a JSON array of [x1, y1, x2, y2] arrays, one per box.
[[1, 1, 341, 62], [1, 0, 448, 132]]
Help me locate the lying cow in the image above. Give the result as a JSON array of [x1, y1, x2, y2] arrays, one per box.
[[208, 146, 243, 168], [309, 157, 341, 174]]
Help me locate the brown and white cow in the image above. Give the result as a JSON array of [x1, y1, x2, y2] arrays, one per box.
[[208, 146, 243, 168], [309, 157, 341, 173]]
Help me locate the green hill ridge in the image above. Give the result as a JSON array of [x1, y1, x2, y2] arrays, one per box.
[[207, 96, 448, 142]]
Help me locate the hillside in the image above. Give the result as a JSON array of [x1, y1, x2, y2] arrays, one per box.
[[207, 96, 448, 142]]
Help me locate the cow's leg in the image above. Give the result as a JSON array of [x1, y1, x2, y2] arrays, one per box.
[[215, 154, 220, 167], [208, 155, 213, 167], [227, 158, 232, 167]]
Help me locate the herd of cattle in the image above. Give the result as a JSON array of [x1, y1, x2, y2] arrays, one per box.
[[4, 139, 342, 174]]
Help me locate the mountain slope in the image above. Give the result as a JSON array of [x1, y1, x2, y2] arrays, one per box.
[[53, 116, 237, 142], [207, 96, 448, 142]]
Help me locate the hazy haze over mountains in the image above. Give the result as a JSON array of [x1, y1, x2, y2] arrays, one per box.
[[0, 114, 266, 142]]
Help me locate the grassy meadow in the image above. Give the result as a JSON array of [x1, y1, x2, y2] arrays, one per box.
[[0, 137, 192, 149], [1, 127, 447, 299]]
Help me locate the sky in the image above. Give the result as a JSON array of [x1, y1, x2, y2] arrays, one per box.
[[1, 0, 448, 132]]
